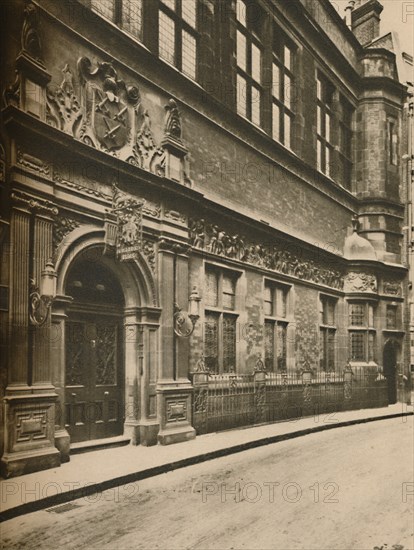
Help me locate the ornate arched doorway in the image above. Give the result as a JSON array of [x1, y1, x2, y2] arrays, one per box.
[[383, 340, 399, 405], [64, 254, 125, 443]]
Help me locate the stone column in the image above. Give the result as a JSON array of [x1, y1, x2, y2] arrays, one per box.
[[51, 296, 72, 462], [1, 195, 59, 478], [156, 241, 196, 445]]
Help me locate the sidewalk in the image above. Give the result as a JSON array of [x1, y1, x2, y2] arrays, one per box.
[[1, 403, 412, 521]]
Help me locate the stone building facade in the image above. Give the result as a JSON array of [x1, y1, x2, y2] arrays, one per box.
[[0, 0, 411, 477]]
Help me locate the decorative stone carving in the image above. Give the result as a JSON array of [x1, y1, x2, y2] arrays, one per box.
[[142, 239, 156, 273], [11, 190, 58, 216], [0, 144, 5, 183], [46, 64, 81, 134], [53, 170, 112, 201], [21, 1, 44, 63], [3, 71, 20, 108], [133, 110, 166, 176], [189, 218, 344, 289], [52, 216, 80, 254], [164, 99, 182, 142], [344, 272, 377, 293], [77, 57, 140, 152], [112, 185, 144, 261], [16, 148, 50, 176], [164, 209, 187, 224], [383, 279, 402, 296], [143, 200, 161, 219], [159, 238, 191, 256]]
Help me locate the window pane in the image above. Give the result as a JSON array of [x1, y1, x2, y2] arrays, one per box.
[[159, 11, 175, 65], [317, 139, 322, 171], [182, 0, 197, 28], [368, 332, 376, 361], [251, 86, 261, 126], [276, 323, 287, 370], [326, 146, 331, 177], [317, 105, 322, 135], [386, 306, 397, 329], [284, 114, 291, 149], [237, 74, 247, 117], [264, 285, 273, 316], [182, 30, 197, 80], [236, 0, 247, 26], [327, 329, 336, 369], [350, 332, 364, 361], [272, 63, 280, 99], [272, 103, 280, 141], [284, 45, 291, 70], [91, 0, 115, 20], [223, 316, 236, 373], [265, 321, 275, 371], [368, 305, 374, 327], [123, 0, 142, 38], [205, 313, 219, 373], [237, 31, 247, 71], [325, 113, 331, 142], [350, 303, 365, 326], [275, 287, 286, 318], [205, 270, 218, 307], [327, 300, 335, 326], [317, 77, 322, 100], [223, 275, 236, 310], [319, 328, 325, 370], [251, 43, 261, 83], [284, 74, 292, 109], [161, 0, 175, 10]]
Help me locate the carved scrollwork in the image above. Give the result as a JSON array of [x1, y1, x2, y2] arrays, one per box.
[[46, 64, 82, 134], [16, 148, 50, 176], [11, 190, 58, 216], [53, 216, 80, 254], [383, 279, 402, 296]]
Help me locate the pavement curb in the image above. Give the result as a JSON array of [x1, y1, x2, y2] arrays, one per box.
[[1, 411, 412, 522]]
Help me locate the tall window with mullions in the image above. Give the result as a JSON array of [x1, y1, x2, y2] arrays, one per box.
[[235, 0, 264, 126], [272, 26, 295, 149], [158, 0, 198, 81]]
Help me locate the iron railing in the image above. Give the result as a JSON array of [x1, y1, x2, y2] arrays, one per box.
[[191, 362, 389, 435]]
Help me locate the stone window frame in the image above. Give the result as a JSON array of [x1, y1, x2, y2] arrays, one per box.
[[263, 278, 292, 372], [203, 263, 241, 374], [319, 293, 337, 372], [348, 300, 377, 363]]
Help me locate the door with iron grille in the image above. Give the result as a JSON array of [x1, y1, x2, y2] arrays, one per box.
[[65, 316, 124, 442], [64, 259, 125, 443]]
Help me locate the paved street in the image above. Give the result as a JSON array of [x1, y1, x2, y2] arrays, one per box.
[[2, 417, 413, 550]]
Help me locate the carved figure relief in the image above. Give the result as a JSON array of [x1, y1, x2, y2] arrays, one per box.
[[344, 272, 377, 293], [52, 216, 80, 257], [189, 218, 344, 289]]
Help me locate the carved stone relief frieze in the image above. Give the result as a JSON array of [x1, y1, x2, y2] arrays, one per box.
[[344, 272, 377, 293], [189, 218, 344, 289]]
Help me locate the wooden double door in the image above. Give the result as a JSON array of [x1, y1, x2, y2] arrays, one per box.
[[65, 313, 124, 443]]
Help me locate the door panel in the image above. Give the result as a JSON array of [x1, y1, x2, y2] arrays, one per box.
[[65, 316, 124, 443]]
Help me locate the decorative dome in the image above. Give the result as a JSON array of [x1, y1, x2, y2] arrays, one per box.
[[344, 220, 377, 261]]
